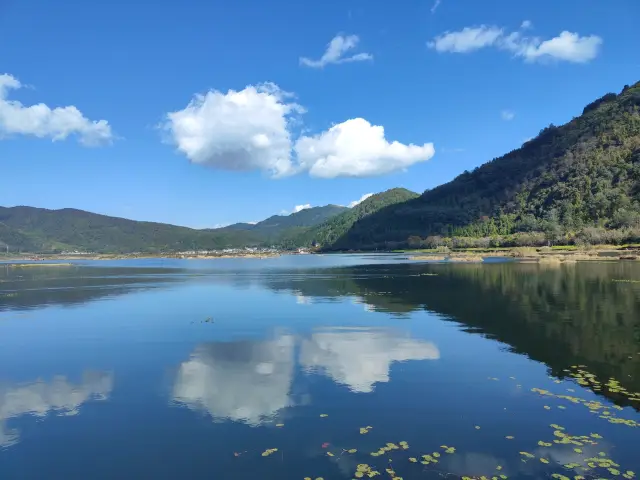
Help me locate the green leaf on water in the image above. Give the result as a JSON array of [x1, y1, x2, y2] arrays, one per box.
[[540, 458, 550, 464], [320, 414, 328, 418]]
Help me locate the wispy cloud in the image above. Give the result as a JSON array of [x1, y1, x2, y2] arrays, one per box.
[[501, 110, 515, 121], [300, 34, 373, 69], [440, 147, 466, 153], [429, 22, 602, 63], [431, 0, 442, 14]]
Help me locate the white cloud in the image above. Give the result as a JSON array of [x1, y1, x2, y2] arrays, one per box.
[[173, 336, 295, 425], [296, 118, 435, 178], [163, 83, 304, 178], [293, 204, 312, 213], [348, 193, 374, 208], [280, 204, 312, 215], [429, 23, 602, 63], [428, 25, 504, 53], [515, 31, 602, 63], [521, 20, 533, 30], [440, 147, 466, 153], [165, 85, 435, 178], [299, 328, 440, 393], [431, 0, 442, 14], [0, 74, 113, 146], [0, 371, 113, 447], [300, 34, 373, 68], [501, 110, 515, 121]]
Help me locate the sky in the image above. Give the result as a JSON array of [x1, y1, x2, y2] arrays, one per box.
[[1, 0, 639, 228]]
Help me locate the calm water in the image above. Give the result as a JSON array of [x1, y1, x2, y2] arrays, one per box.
[[1, 255, 640, 479]]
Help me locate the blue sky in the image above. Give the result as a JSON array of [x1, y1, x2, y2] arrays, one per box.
[[1, 0, 639, 228]]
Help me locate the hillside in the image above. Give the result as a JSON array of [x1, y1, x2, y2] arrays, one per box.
[[0, 204, 347, 253], [323, 80, 640, 250], [219, 205, 347, 234], [292, 188, 420, 249]]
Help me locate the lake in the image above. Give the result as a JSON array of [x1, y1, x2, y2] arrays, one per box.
[[1, 255, 639, 480]]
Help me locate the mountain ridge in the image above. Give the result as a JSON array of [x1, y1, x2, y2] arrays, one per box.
[[0, 204, 347, 253]]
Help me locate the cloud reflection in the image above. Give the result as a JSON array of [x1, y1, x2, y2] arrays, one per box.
[[300, 328, 440, 393], [0, 371, 114, 447], [172, 335, 296, 425], [172, 328, 439, 425]]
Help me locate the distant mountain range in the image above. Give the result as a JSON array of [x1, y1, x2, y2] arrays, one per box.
[[0, 203, 348, 253], [0, 190, 414, 253], [2, 80, 639, 253]]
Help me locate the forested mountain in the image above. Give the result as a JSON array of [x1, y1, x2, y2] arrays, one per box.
[[292, 188, 419, 249], [219, 205, 347, 233], [0, 204, 346, 253], [317, 80, 640, 250]]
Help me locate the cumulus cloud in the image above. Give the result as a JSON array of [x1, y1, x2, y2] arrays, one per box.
[[429, 23, 602, 63], [0, 371, 113, 447], [300, 34, 373, 69], [348, 193, 374, 208], [501, 110, 515, 121], [0, 74, 113, 146], [163, 83, 303, 178], [299, 328, 440, 393], [165, 86, 435, 178], [172, 336, 295, 425], [296, 118, 435, 178]]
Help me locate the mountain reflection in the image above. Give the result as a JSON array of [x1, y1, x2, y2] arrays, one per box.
[[300, 328, 439, 393], [172, 335, 296, 425], [263, 262, 640, 407], [0, 371, 113, 447], [0, 265, 181, 311], [172, 328, 439, 423]]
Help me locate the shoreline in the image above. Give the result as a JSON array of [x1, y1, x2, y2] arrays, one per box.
[[401, 246, 640, 263], [0, 252, 283, 262]]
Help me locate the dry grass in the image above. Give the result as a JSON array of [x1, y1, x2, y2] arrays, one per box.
[[411, 255, 447, 261], [448, 256, 484, 263]]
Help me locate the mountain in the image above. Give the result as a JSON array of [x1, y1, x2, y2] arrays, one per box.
[[0, 206, 260, 253], [292, 188, 420, 249], [319, 80, 640, 250], [219, 205, 347, 234], [0, 204, 347, 253]]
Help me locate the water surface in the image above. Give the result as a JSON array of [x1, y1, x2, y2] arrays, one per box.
[[1, 256, 639, 479]]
